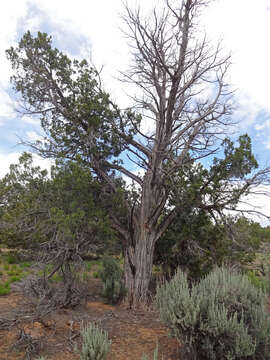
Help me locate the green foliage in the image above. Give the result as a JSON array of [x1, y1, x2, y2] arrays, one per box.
[[156, 213, 262, 281], [99, 256, 126, 304], [0, 152, 49, 248], [246, 270, 270, 293], [0, 254, 30, 294], [155, 209, 225, 280], [48, 273, 62, 283], [154, 134, 262, 281], [80, 323, 111, 360], [7, 275, 22, 283], [0, 154, 119, 256], [7, 270, 20, 276], [0, 282, 10, 296], [155, 267, 270, 360], [86, 262, 92, 271], [212, 135, 258, 180], [6, 31, 138, 170], [6, 253, 18, 264], [20, 261, 31, 269]]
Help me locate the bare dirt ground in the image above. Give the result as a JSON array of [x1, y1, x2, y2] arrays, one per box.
[[0, 279, 180, 360]]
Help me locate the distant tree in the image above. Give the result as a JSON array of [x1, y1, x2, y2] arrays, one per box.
[[0, 154, 117, 265], [0, 152, 50, 248], [155, 214, 263, 281], [6, 0, 270, 306]]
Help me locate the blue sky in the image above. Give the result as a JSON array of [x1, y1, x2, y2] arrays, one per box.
[[0, 0, 270, 223]]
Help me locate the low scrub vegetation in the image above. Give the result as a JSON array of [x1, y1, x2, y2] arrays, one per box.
[[246, 269, 270, 293], [99, 256, 126, 304], [0, 254, 31, 296], [0, 282, 10, 296], [79, 323, 112, 360], [155, 266, 270, 360]]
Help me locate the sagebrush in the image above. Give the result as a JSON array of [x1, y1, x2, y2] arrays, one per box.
[[80, 323, 111, 360], [155, 266, 270, 360]]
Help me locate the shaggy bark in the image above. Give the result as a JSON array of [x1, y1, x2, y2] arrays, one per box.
[[124, 223, 157, 306]]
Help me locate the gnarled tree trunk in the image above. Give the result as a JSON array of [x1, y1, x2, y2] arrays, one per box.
[[124, 228, 157, 307], [122, 168, 169, 307]]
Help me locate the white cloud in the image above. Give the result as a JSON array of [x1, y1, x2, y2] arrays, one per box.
[[23, 13, 43, 32], [29, 0, 132, 107], [0, 2, 28, 127], [22, 115, 40, 126], [232, 96, 262, 131], [0, 152, 21, 179], [0, 89, 15, 123], [0, 151, 53, 179], [203, 0, 270, 122], [255, 120, 270, 131], [26, 131, 43, 142], [31, 153, 54, 175], [0, 2, 28, 88], [237, 185, 270, 227], [253, 120, 270, 150]]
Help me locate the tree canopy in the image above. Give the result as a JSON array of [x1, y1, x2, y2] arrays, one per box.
[[0, 154, 117, 259]]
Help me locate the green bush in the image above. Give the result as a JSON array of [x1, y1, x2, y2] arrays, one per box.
[[92, 271, 99, 279], [7, 270, 21, 276], [20, 261, 31, 269], [86, 262, 92, 271], [155, 266, 270, 360], [99, 256, 126, 304], [80, 323, 111, 360], [246, 270, 270, 293], [6, 253, 18, 264], [0, 282, 10, 295], [7, 275, 22, 283]]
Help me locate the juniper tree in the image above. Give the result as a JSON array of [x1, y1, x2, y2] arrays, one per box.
[[0, 154, 116, 264], [6, 0, 270, 306]]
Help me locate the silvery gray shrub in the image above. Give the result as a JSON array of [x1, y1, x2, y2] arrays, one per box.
[[155, 267, 270, 359], [80, 323, 111, 360]]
